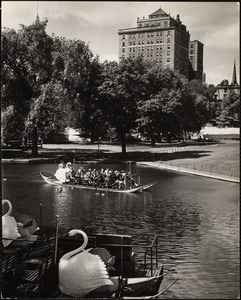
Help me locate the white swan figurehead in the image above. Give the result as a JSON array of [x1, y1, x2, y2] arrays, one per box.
[[58, 229, 114, 297], [2, 200, 21, 247]]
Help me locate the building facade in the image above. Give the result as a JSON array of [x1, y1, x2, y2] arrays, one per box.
[[118, 8, 191, 78], [214, 60, 240, 101], [189, 40, 204, 81]]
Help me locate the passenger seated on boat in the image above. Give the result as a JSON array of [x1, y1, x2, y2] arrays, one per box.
[[66, 166, 76, 183], [75, 168, 82, 184], [97, 173, 105, 187], [118, 171, 126, 189], [127, 172, 138, 188]]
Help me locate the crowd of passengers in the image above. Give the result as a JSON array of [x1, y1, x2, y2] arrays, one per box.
[[55, 162, 138, 189]]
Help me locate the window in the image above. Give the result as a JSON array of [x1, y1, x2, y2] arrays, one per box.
[[167, 51, 170, 55], [167, 38, 171, 43], [122, 42, 125, 47], [167, 58, 170, 62], [122, 48, 125, 53]]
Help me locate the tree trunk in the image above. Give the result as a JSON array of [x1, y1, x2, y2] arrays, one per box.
[[31, 126, 38, 157], [151, 136, 156, 147], [120, 134, 126, 157]]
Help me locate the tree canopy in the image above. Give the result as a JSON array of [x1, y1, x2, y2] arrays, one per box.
[[2, 18, 237, 157]]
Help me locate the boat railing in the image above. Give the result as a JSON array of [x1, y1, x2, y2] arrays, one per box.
[[143, 235, 158, 276]]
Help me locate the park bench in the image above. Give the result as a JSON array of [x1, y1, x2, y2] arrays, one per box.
[[5, 139, 43, 149]]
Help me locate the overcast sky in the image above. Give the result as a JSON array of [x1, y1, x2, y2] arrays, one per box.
[[2, 1, 240, 85]]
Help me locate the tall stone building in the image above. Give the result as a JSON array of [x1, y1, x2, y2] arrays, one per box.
[[189, 40, 204, 81], [118, 8, 191, 79]]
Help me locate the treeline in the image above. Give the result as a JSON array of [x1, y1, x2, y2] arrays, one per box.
[[1, 18, 238, 156]]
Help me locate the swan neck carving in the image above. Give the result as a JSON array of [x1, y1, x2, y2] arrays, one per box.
[[65, 229, 88, 260], [2, 200, 12, 217]]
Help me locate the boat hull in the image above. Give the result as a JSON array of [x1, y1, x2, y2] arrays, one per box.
[[40, 171, 156, 193]]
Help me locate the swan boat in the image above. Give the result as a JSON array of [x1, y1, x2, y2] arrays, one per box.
[[2, 231, 177, 299], [40, 170, 157, 193]]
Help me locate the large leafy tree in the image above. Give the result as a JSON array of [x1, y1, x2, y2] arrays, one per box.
[[137, 66, 190, 145], [1, 18, 53, 156], [99, 57, 146, 156], [51, 36, 103, 142]]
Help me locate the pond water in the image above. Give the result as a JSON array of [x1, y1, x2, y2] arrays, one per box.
[[2, 162, 240, 299]]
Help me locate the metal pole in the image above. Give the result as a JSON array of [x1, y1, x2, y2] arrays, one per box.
[[39, 203, 43, 240], [54, 215, 59, 265], [156, 236, 158, 268], [150, 246, 153, 276], [121, 235, 123, 278], [128, 161, 132, 175]]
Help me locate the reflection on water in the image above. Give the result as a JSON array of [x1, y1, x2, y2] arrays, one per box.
[[2, 163, 239, 299]]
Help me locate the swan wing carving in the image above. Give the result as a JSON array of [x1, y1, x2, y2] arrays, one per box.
[[2, 200, 21, 247], [59, 250, 113, 297], [58, 229, 114, 297]]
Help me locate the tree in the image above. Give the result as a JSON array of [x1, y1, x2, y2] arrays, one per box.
[[215, 91, 240, 127], [137, 66, 190, 145], [1, 19, 54, 156], [99, 58, 146, 156], [51, 36, 103, 143]]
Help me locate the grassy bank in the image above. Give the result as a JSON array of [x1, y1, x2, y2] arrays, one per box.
[[2, 140, 239, 178]]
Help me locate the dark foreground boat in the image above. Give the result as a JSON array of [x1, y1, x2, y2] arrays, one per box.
[[40, 170, 157, 193], [2, 231, 177, 299]]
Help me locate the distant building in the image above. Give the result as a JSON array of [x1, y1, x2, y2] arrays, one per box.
[[189, 40, 204, 81], [118, 8, 191, 78], [214, 60, 240, 101]]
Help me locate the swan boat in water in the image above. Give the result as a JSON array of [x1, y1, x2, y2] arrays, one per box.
[[40, 170, 157, 193], [2, 229, 177, 298]]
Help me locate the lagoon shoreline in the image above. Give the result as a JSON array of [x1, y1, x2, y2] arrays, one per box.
[[2, 140, 239, 183]]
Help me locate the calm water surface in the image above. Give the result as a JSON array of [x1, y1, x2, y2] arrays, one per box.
[[2, 163, 240, 299]]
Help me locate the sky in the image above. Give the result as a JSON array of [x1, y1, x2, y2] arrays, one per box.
[[1, 1, 240, 85]]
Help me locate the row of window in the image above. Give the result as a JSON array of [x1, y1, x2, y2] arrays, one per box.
[[127, 30, 172, 40], [137, 21, 169, 28], [129, 48, 171, 56], [123, 38, 172, 46], [128, 53, 171, 62], [128, 45, 171, 51]]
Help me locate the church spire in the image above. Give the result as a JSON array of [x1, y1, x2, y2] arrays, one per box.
[[35, 1, 40, 24], [231, 60, 238, 85]]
